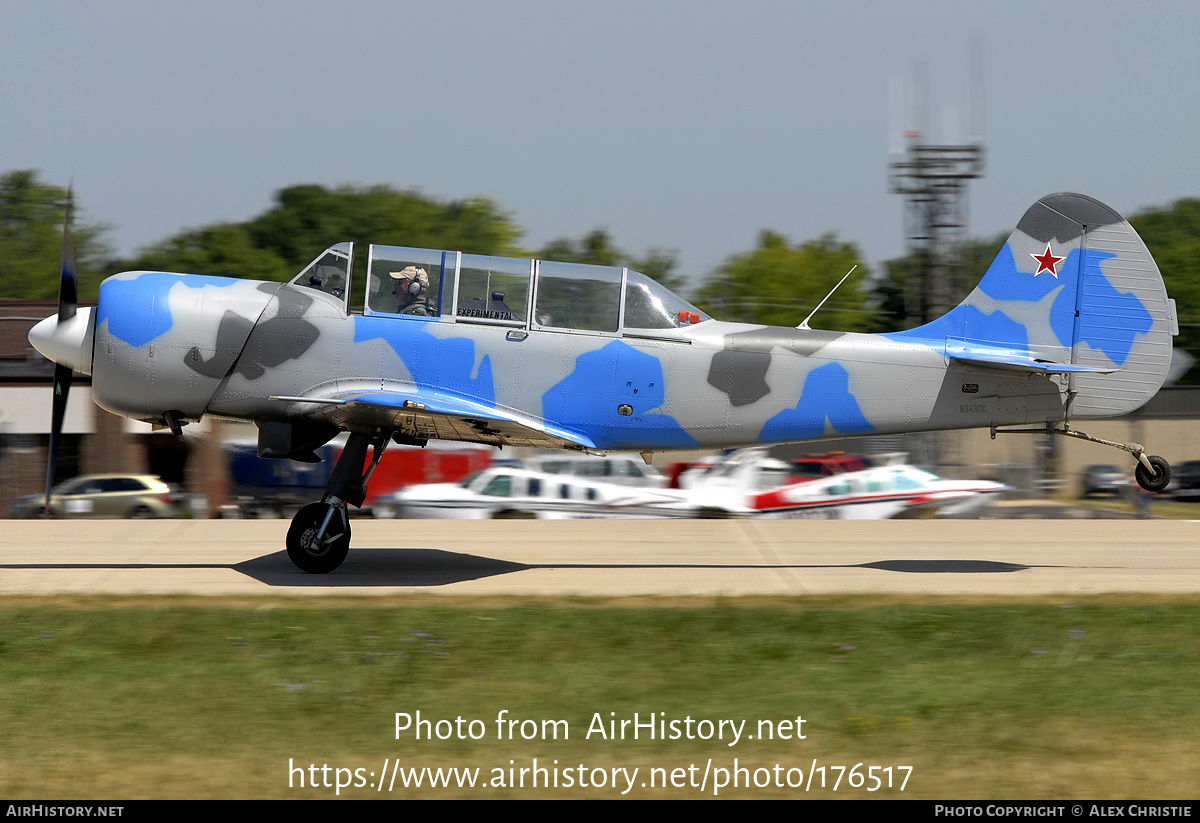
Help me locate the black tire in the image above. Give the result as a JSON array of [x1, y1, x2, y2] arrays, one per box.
[[286, 502, 351, 573], [1135, 455, 1171, 493], [129, 505, 154, 519]]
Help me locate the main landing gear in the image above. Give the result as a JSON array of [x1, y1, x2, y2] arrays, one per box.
[[286, 428, 391, 574], [992, 424, 1172, 493]]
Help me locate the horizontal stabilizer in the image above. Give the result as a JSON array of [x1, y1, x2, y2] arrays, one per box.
[[945, 341, 1119, 375]]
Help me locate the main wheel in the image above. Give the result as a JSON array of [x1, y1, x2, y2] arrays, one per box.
[[286, 502, 351, 573], [1135, 455, 1171, 493]]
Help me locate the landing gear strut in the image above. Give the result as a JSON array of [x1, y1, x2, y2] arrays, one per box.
[[286, 428, 391, 573], [992, 424, 1172, 494]]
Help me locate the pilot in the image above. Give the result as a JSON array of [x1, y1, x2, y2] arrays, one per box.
[[389, 266, 432, 315]]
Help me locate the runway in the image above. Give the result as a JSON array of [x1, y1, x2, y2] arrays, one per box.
[[2, 517, 1198, 596]]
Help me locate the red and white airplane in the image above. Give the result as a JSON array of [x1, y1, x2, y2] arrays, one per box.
[[744, 464, 1007, 520], [685, 448, 1006, 520]]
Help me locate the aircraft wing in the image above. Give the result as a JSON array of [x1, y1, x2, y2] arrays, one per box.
[[271, 390, 598, 451], [893, 484, 1008, 518], [945, 341, 1118, 375], [897, 490, 975, 508]]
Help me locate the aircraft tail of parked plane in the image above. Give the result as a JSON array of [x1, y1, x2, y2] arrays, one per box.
[[28, 192, 1178, 572]]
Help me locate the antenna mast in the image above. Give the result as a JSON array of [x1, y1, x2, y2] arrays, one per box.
[[888, 43, 986, 326]]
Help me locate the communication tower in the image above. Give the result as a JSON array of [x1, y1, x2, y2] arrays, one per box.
[[888, 53, 985, 325]]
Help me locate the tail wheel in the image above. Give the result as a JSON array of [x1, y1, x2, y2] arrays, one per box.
[[1135, 455, 1171, 493], [286, 502, 351, 573]]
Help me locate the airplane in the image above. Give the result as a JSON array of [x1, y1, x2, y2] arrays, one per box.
[[739, 464, 1008, 520], [381, 465, 698, 521], [28, 192, 1178, 573], [672, 447, 1005, 519]]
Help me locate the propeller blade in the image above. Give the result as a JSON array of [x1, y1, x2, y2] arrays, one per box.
[[44, 363, 73, 517], [43, 187, 77, 517], [57, 186, 77, 323]]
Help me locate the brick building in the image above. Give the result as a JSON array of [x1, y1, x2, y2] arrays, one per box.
[[0, 300, 209, 516]]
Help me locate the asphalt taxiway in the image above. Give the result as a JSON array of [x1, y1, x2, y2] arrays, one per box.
[[2, 518, 1197, 596]]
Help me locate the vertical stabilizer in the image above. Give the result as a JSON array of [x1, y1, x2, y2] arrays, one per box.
[[891, 193, 1174, 419]]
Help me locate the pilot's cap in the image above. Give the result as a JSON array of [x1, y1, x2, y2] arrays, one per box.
[[390, 266, 428, 284], [389, 266, 429, 295]]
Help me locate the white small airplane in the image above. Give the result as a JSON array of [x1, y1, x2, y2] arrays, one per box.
[[380, 466, 697, 520], [681, 447, 1005, 519], [520, 452, 668, 488], [741, 464, 1007, 520]]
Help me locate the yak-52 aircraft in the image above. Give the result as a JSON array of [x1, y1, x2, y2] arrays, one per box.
[[29, 193, 1178, 572]]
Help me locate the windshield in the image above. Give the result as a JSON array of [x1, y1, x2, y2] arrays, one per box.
[[51, 477, 85, 495], [291, 243, 353, 305], [623, 270, 709, 330]]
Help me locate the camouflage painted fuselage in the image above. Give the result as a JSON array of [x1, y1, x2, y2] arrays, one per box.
[[88, 194, 1175, 453]]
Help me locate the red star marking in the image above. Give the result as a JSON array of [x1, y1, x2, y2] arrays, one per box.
[[1030, 244, 1065, 278]]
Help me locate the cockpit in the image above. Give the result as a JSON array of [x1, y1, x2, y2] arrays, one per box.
[[289, 242, 709, 336]]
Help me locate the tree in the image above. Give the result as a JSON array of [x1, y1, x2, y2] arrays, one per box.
[[695, 231, 877, 331], [538, 229, 622, 267], [873, 232, 1007, 333], [537, 229, 685, 291], [244, 184, 522, 271], [0, 170, 110, 300], [116, 184, 524, 282], [125, 224, 290, 281], [1131, 199, 1200, 383]]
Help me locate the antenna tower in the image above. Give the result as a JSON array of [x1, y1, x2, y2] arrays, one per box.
[[888, 49, 985, 325]]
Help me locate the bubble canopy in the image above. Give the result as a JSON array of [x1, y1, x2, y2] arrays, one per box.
[[291, 243, 710, 335]]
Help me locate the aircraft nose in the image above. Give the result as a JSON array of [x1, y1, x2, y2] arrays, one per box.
[[29, 307, 95, 375]]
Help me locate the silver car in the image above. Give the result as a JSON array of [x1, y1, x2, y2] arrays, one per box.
[[11, 474, 179, 519]]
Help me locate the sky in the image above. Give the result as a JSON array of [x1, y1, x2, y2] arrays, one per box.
[[4, 0, 1200, 293]]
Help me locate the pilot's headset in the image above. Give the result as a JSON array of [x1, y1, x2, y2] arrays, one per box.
[[391, 266, 428, 297]]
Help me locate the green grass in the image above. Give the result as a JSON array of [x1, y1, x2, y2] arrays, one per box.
[[0, 596, 1197, 798]]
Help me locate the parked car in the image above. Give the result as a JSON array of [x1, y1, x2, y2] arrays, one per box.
[[1171, 460, 1200, 500], [1080, 464, 1126, 497], [10, 474, 179, 519]]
